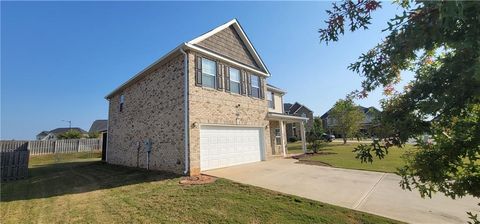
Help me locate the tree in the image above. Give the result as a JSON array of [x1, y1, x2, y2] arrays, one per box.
[[319, 0, 479, 221], [329, 99, 365, 144], [58, 130, 82, 139], [87, 131, 100, 139], [306, 117, 324, 153]]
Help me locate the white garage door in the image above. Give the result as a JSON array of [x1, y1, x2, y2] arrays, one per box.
[[200, 126, 264, 171]]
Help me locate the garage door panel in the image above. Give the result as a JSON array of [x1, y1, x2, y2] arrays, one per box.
[[200, 126, 263, 171]]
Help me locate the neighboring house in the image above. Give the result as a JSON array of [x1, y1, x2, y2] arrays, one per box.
[[36, 127, 87, 140], [320, 106, 380, 137], [89, 119, 108, 134], [105, 19, 308, 176], [36, 131, 49, 140], [283, 102, 314, 141]]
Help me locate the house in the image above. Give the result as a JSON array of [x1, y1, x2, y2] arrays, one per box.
[[283, 102, 314, 141], [36, 131, 50, 140], [105, 19, 308, 176], [320, 106, 380, 137], [36, 127, 87, 140], [89, 119, 108, 134]]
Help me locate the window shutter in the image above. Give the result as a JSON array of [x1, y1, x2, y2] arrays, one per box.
[[224, 66, 230, 92], [195, 56, 202, 86], [216, 63, 223, 90], [240, 71, 246, 95], [259, 77, 265, 99], [247, 73, 252, 96]]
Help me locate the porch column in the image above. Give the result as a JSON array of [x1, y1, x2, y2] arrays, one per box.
[[300, 121, 307, 153], [280, 120, 287, 157]]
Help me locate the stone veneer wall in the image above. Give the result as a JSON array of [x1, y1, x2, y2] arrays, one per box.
[[196, 26, 259, 69], [187, 51, 272, 176], [107, 54, 186, 174], [268, 121, 283, 156]]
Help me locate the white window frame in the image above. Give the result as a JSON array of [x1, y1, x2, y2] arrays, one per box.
[[229, 67, 241, 94], [274, 128, 281, 145], [201, 58, 216, 89], [251, 74, 260, 98], [267, 91, 274, 109]]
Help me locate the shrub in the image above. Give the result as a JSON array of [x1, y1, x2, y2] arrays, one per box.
[[288, 136, 298, 143]]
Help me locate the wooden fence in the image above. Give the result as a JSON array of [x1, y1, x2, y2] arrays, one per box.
[[1, 150, 29, 181], [0, 139, 102, 156]]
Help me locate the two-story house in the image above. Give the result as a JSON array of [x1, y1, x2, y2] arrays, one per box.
[[283, 102, 314, 141], [320, 106, 380, 137], [105, 19, 307, 176]]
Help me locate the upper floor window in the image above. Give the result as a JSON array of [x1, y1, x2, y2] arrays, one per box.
[[251, 74, 260, 98], [119, 94, 125, 112], [229, 67, 241, 94], [202, 58, 216, 89], [267, 91, 274, 109]]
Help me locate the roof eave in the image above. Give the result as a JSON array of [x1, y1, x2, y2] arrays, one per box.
[[105, 43, 186, 99], [187, 19, 270, 76]]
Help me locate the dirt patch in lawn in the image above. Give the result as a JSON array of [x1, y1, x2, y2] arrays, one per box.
[[179, 175, 217, 185], [291, 152, 337, 159], [291, 153, 336, 167]]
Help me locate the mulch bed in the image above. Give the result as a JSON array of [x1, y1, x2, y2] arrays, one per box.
[[179, 174, 217, 185]]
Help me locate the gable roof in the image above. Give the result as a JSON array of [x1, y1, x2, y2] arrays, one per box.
[[267, 83, 286, 94], [284, 103, 293, 113], [289, 102, 313, 114], [89, 120, 108, 133], [320, 106, 380, 119], [188, 19, 270, 75], [36, 131, 49, 137], [106, 19, 270, 99]]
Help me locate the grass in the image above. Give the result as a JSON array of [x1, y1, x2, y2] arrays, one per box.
[[288, 142, 416, 173], [1, 153, 402, 224]]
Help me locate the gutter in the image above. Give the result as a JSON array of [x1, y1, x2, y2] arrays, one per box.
[[180, 48, 190, 175]]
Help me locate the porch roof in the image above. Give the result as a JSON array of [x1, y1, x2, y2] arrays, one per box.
[[267, 112, 309, 122]]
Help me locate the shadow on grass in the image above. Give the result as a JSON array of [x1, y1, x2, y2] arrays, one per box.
[[1, 161, 180, 202]]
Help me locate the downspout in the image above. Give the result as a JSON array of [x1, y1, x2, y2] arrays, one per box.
[[105, 99, 110, 162], [180, 47, 190, 175]]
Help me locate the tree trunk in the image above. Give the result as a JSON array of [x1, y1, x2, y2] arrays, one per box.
[[342, 132, 347, 144]]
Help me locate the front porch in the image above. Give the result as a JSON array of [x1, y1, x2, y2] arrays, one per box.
[[267, 113, 309, 157]]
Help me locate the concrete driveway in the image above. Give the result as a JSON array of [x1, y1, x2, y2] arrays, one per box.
[[204, 159, 479, 224]]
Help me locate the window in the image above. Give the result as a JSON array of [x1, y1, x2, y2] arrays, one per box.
[[202, 58, 216, 88], [275, 128, 281, 145], [229, 67, 241, 94], [119, 94, 125, 112], [267, 91, 274, 109], [251, 74, 260, 98]]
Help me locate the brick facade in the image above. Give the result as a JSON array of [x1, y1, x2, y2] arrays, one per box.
[[107, 21, 279, 176], [268, 120, 283, 156], [107, 54, 186, 174], [187, 52, 272, 176]]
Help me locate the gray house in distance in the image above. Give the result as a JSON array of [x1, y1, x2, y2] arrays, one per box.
[[320, 106, 380, 137], [89, 120, 108, 134], [283, 102, 314, 141], [36, 127, 87, 140]]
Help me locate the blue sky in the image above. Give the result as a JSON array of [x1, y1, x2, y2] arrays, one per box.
[[1, 1, 412, 140]]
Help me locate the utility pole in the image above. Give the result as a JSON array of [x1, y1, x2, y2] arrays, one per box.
[[62, 120, 72, 130]]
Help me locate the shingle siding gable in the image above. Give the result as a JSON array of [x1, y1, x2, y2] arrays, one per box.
[[196, 26, 260, 70]]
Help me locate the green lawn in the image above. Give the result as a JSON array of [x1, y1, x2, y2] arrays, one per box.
[[1, 153, 402, 223], [288, 141, 416, 173]]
